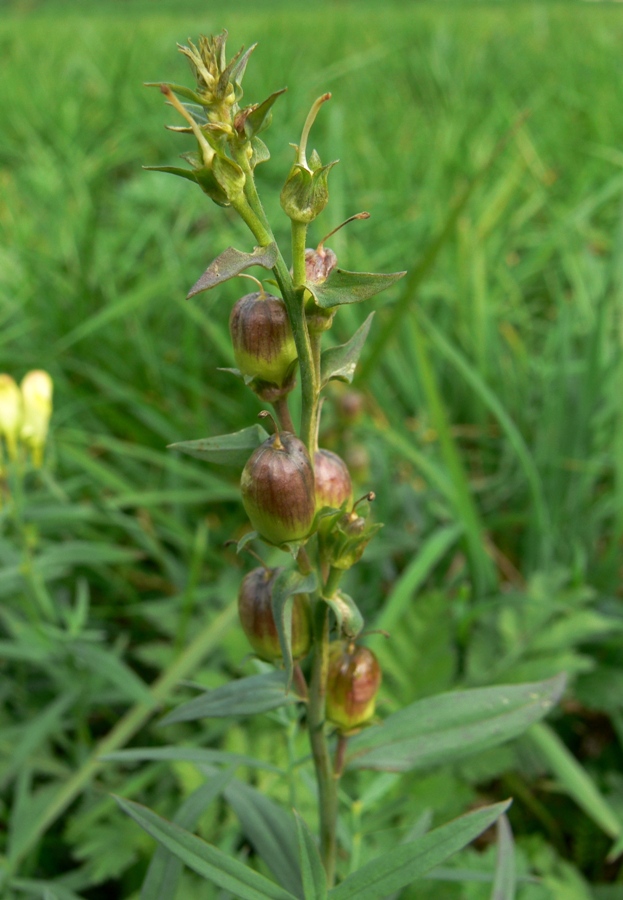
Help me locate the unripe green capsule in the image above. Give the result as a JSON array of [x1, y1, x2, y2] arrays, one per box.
[[314, 449, 352, 511], [241, 430, 316, 545], [229, 292, 297, 388], [326, 641, 381, 731], [238, 566, 311, 662]]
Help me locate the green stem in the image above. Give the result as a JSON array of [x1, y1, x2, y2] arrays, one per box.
[[233, 147, 333, 882], [324, 565, 343, 599], [291, 221, 308, 286], [308, 601, 338, 886], [231, 181, 318, 452]]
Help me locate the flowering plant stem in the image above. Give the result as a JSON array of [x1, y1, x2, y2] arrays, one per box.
[[234, 179, 338, 883]]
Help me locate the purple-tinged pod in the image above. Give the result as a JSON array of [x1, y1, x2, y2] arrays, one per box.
[[241, 431, 316, 545], [229, 292, 297, 388], [238, 566, 311, 662], [326, 641, 381, 731], [314, 449, 352, 511]]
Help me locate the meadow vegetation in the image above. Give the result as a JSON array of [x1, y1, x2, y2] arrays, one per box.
[[1, 1, 623, 897]]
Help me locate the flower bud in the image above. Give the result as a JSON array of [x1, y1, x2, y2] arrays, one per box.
[[238, 566, 311, 661], [0, 374, 22, 460], [314, 449, 352, 511], [280, 150, 337, 225], [241, 430, 315, 545], [229, 292, 297, 389], [326, 641, 381, 731], [20, 370, 53, 467]]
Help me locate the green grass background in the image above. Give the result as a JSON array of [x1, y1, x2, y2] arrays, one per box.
[[2, 1, 623, 897]]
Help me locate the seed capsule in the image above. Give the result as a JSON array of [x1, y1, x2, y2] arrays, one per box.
[[326, 641, 381, 731], [229, 292, 297, 388], [241, 430, 316, 545], [314, 449, 352, 511], [238, 566, 311, 661]]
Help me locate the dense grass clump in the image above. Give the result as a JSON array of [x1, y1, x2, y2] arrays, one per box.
[[1, 2, 623, 897]]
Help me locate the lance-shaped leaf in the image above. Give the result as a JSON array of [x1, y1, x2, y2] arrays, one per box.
[[158, 671, 302, 726], [101, 746, 280, 773], [321, 313, 374, 387], [115, 797, 298, 900], [145, 81, 205, 105], [225, 782, 303, 897], [271, 569, 317, 689], [237, 88, 287, 139], [168, 424, 268, 466], [306, 268, 406, 309], [187, 244, 279, 298], [345, 673, 566, 772], [140, 772, 234, 900], [492, 814, 516, 900], [295, 811, 327, 900], [328, 801, 511, 900], [144, 156, 230, 207], [323, 591, 364, 640]]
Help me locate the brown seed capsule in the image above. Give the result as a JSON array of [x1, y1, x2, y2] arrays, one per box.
[[229, 292, 297, 387], [314, 449, 352, 511], [326, 641, 381, 731], [238, 566, 311, 661], [241, 431, 316, 545]]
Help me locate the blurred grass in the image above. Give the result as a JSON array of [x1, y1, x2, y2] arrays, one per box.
[[2, 0, 623, 895]]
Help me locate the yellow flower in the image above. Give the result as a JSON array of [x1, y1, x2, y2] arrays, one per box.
[[0, 374, 22, 460], [20, 370, 53, 467]]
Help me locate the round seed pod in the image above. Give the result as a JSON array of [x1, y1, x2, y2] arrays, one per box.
[[229, 292, 297, 387], [238, 566, 311, 661], [314, 449, 352, 511], [326, 641, 382, 731], [241, 431, 316, 545]]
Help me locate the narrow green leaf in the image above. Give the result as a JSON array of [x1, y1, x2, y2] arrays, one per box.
[[141, 772, 233, 900], [115, 797, 298, 900], [527, 722, 623, 841], [187, 244, 279, 298], [10, 878, 85, 900], [158, 671, 301, 726], [143, 164, 199, 184], [360, 114, 525, 379], [491, 814, 516, 900], [345, 674, 566, 772], [323, 591, 364, 640], [369, 524, 462, 647], [306, 268, 406, 309], [329, 801, 511, 899], [242, 88, 287, 138], [320, 313, 374, 386], [145, 81, 205, 104], [225, 782, 303, 898], [168, 424, 268, 466], [271, 569, 317, 689], [1, 690, 78, 790], [71, 643, 154, 705], [101, 746, 281, 773], [295, 811, 327, 900]]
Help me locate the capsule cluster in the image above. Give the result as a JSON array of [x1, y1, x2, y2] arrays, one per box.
[[230, 278, 381, 732]]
